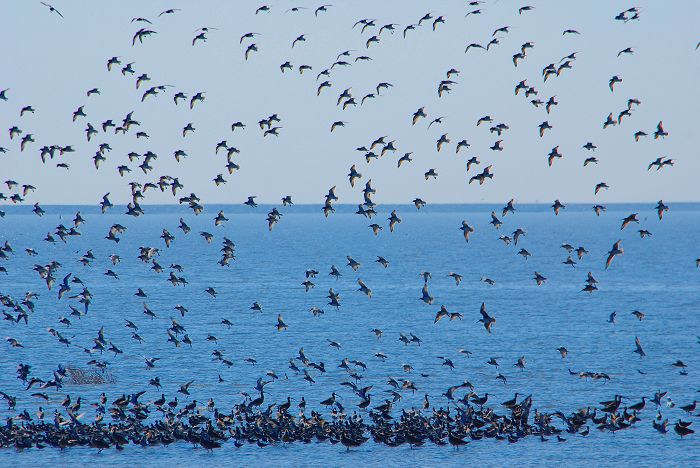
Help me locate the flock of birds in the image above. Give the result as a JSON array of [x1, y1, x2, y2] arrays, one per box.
[[0, 1, 697, 454]]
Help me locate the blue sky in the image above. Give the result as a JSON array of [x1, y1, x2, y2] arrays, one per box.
[[0, 1, 698, 205]]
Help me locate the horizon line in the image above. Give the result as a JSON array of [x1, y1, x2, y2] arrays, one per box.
[[1, 201, 697, 207]]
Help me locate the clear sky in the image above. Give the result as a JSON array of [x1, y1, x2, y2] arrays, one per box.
[[0, 1, 698, 205]]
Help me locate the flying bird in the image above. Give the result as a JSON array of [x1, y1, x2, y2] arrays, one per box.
[[40, 2, 64, 17]]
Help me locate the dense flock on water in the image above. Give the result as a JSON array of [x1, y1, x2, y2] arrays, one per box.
[[0, 1, 698, 454]]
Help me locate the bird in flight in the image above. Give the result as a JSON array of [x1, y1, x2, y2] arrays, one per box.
[[40, 2, 64, 18]]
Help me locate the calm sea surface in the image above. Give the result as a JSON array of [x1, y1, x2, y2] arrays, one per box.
[[0, 203, 698, 466]]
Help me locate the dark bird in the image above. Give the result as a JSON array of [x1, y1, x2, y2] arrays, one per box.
[[633, 336, 646, 358], [40, 2, 64, 17], [605, 240, 624, 269], [479, 302, 495, 333]]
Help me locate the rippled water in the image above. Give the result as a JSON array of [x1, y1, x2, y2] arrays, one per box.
[[0, 203, 698, 466]]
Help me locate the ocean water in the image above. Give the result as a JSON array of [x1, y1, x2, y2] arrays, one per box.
[[0, 203, 698, 466]]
